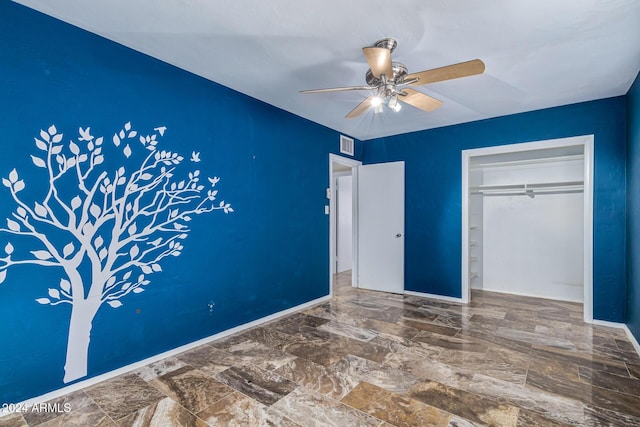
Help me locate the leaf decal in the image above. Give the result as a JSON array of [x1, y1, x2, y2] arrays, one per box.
[[48, 125, 57, 135], [113, 134, 121, 147], [40, 130, 50, 142], [151, 264, 162, 272], [99, 248, 108, 261], [9, 169, 18, 183], [107, 300, 122, 308], [34, 202, 48, 217], [133, 288, 144, 294], [63, 242, 75, 258], [140, 265, 152, 274], [82, 222, 93, 235], [123, 144, 132, 158], [48, 288, 60, 299], [7, 219, 20, 232], [36, 297, 51, 305], [123, 271, 132, 280], [31, 250, 53, 260], [128, 223, 137, 235], [52, 134, 63, 143], [69, 141, 80, 155], [5, 242, 14, 255], [90, 204, 101, 218], [0, 270, 6, 284], [94, 236, 104, 249], [16, 207, 27, 218], [31, 155, 47, 168], [13, 180, 25, 192], [71, 196, 82, 210], [129, 244, 139, 259], [60, 279, 71, 293], [35, 138, 48, 151]]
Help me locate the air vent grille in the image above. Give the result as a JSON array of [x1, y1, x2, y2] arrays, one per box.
[[340, 135, 354, 156]]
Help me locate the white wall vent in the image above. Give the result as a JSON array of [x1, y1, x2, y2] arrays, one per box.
[[340, 135, 354, 156]]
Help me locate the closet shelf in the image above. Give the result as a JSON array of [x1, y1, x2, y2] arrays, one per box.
[[470, 180, 583, 198]]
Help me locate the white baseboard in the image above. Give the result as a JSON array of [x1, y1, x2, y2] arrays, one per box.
[[404, 290, 464, 303], [479, 287, 584, 304], [1, 294, 330, 416], [590, 319, 640, 358], [623, 325, 640, 357], [591, 319, 625, 329]]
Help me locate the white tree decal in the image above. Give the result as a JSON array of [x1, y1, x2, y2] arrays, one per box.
[[0, 123, 232, 383]]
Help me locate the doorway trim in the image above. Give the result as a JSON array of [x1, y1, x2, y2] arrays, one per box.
[[329, 154, 362, 296], [461, 135, 594, 322]]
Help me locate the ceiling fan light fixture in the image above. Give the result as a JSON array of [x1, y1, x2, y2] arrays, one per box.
[[371, 95, 383, 107], [388, 94, 402, 112]]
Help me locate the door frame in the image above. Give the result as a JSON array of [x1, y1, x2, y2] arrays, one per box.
[[461, 135, 594, 322], [329, 154, 362, 295]]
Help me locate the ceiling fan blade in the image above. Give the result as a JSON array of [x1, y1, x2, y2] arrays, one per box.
[[363, 47, 393, 79], [405, 59, 485, 86], [346, 96, 373, 119], [398, 88, 443, 112], [300, 85, 373, 94]]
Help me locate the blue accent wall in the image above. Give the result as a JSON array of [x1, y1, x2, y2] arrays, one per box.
[[364, 98, 628, 322], [627, 70, 640, 344], [0, 2, 359, 403]]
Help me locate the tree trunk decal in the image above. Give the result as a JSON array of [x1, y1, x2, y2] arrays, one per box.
[[64, 298, 99, 383], [0, 123, 233, 383]]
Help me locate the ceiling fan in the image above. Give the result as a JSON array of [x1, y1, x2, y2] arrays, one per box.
[[300, 38, 485, 118]]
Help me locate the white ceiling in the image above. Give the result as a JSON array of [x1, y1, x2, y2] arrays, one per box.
[[14, 0, 640, 141]]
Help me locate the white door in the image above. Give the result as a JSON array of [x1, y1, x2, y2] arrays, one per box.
[[336, 175, 353, 273], [356, 161, 405, 293]]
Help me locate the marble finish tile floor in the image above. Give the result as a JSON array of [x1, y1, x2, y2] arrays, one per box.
[[3, 271, 640, 426]]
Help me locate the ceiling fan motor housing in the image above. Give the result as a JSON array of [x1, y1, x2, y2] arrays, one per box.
[[365, 62, 408, 94]]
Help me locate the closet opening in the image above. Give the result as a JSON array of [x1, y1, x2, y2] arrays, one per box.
[[461, 135, 594, 322]]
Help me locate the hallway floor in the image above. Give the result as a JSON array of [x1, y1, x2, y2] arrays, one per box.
[[3, 271, 640, 426]]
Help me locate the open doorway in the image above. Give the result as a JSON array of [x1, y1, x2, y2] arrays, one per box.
[[461, 135, 594, 322], [329, 154, 361, 295]]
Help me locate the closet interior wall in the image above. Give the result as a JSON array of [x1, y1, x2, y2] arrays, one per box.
[[469, 154, 585, 302]]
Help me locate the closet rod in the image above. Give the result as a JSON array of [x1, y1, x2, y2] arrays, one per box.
[[471, 189, 583, 197], [470, 180, 583, 197]]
